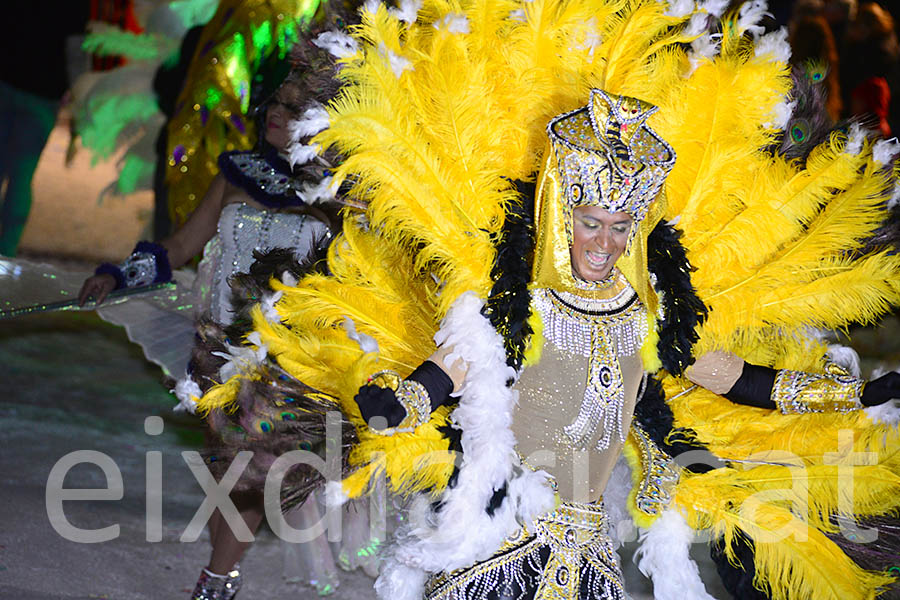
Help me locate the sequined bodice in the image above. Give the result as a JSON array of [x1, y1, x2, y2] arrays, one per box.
[[512, 278, 647, 503], [198, 203, 330, 323]]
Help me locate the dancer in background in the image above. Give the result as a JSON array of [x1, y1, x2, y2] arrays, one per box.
[[77, 35, 348, 598], [841, 1, 900, 136], [77, 80, 334, 321], [163, 0, 321, 230], [72, 0, 319, 237], [789, 0, 843, 121]]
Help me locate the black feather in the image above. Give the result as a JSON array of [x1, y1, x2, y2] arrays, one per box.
[[710, 535, 773, 600], [224, 245, 330, 343], [486, 180, 536, 370], [647, 221, 708, 376]]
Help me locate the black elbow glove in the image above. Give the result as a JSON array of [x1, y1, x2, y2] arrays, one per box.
[[354, 360, 454, 429], [723, 363, 777, 409], [861, 372, 900, 407]]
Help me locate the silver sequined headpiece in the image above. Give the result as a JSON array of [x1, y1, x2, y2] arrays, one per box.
[[547, 89, 676, 226]]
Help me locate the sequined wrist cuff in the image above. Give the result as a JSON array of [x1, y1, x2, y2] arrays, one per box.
[[108, 241, 173, 289], [772, 369, 865, 414], [396, 379, 431, 429]]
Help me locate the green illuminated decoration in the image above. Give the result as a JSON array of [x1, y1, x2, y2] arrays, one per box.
[[166, 0, 334, 225], [205, 87, 223, 110], [298, 0, 321, 23], [79, 94, 159, 159], [117, 155, 154, 195], [251, 21, 274, 57]]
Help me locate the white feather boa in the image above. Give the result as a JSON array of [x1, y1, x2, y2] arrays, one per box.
[[635, 509, 717, 600], [376, 292, 557, 599]]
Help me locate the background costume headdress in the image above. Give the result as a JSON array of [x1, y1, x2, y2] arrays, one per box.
[[532, 89, 676, 311]]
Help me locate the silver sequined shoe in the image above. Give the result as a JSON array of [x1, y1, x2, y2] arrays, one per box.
[[191, 565, 242, 600]]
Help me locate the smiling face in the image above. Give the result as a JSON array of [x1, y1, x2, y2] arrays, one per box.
[[569, 205, 633, 282], [264, 82, 304, 151]]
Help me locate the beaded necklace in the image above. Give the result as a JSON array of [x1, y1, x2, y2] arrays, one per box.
[[532, 268, 648, 451]]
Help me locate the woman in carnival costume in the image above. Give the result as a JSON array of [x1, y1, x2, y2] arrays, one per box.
[[75, 15, 364, 597], [192, 0, 900, 598], [75, 39, 339, 382]]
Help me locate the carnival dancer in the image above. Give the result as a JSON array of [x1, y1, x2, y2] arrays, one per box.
[[76, 67, 336, 377], [193, 1, 900, 599], [76, 37, 349, 599]]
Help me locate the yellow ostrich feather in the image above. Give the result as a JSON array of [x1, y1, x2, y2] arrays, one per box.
[[675, 471, 897, 600], [593, 1, 688, 93], [195, 374, 247, 415], [697, 203, 900, 351], [344, 404, 456, 498], [689, 132, 873, 274], [257, 226, 438, 391], [661, 380, 900, 472], [655, 58, 789, 231], [667, 119, 900, 356]]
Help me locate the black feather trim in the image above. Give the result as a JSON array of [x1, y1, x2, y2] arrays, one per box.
[[486, 483, 508, 516], [428, 425, 463, 511], [710, 535, 773, 600], [647, 221, 708, 375], [187, 318, 232, 393], [486, 180, 536, 370], [437, 423, 464, 453]]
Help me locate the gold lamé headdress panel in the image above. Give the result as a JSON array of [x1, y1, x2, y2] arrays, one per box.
[[531, 90, 676, 311]]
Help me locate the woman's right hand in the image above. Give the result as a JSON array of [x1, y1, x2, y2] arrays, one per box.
[[354, 385, 407, 429], [78, 273, 117, 306]]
